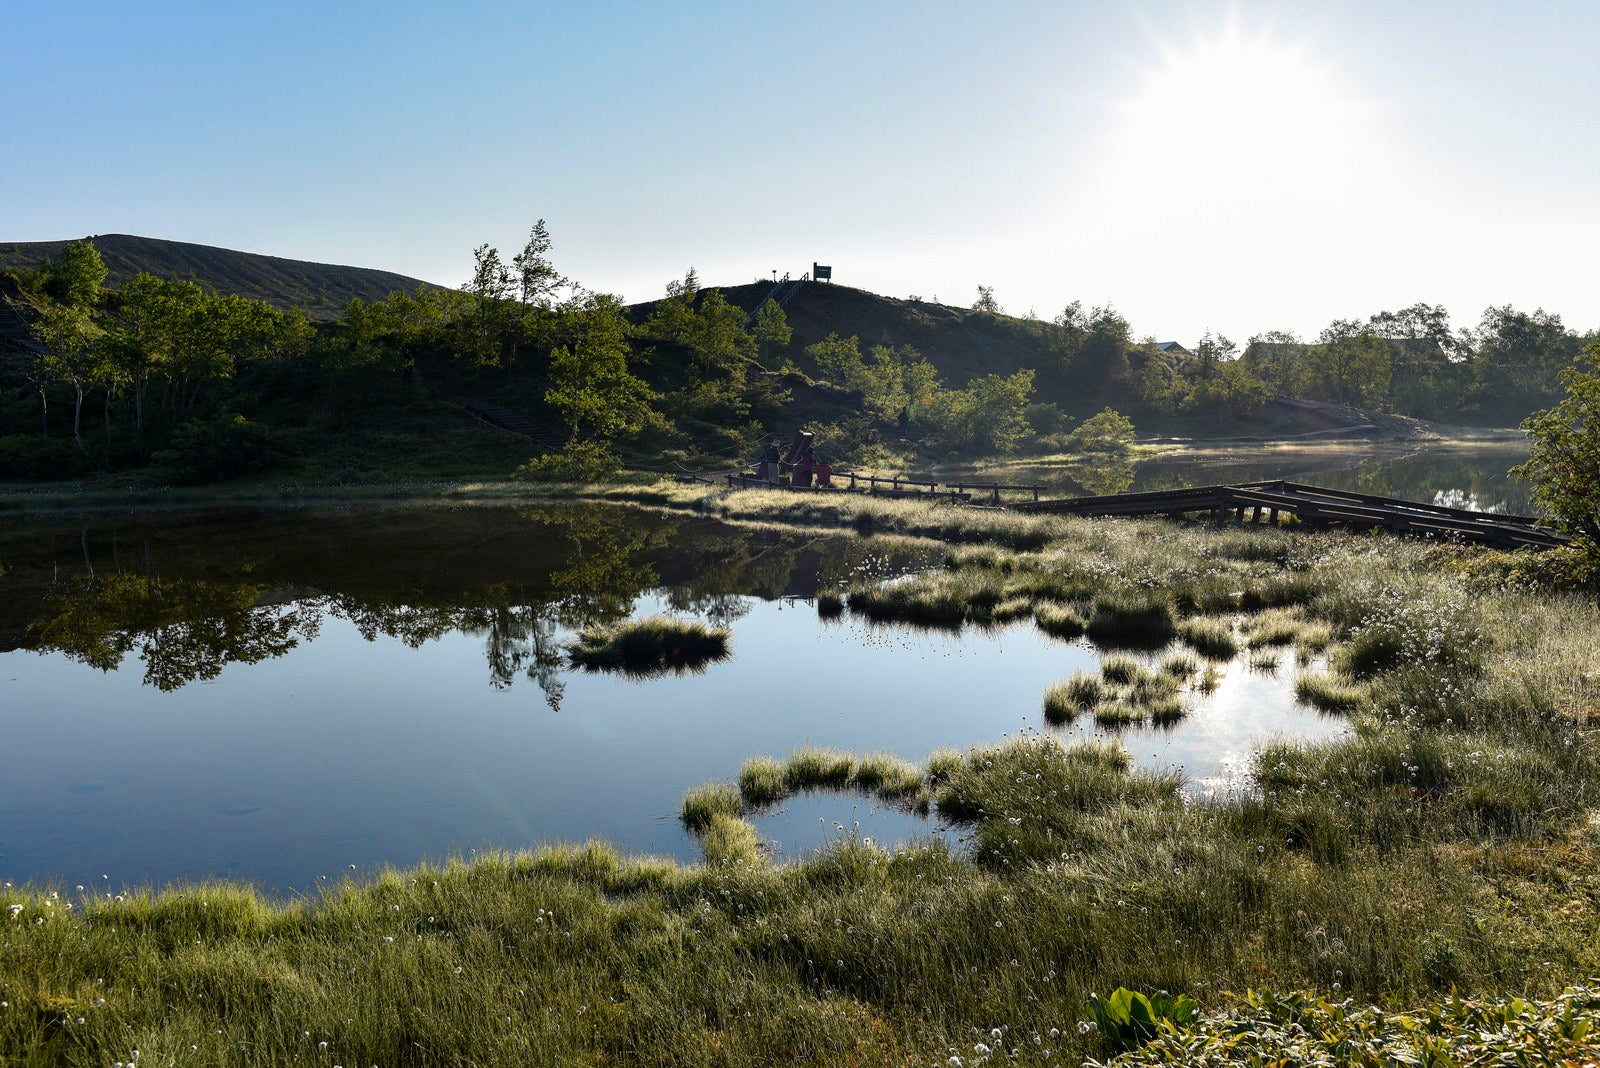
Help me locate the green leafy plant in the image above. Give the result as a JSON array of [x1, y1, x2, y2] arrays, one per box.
[[1085, 987, 1199, 1052]]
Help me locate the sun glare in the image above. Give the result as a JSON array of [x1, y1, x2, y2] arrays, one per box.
[[1125, 27, 1369, 166], [1056, 19, 1415, 337]]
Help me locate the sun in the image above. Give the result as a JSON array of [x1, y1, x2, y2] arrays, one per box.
[[1119, 24, 1371, 171], [1056, 18, 1408, 335]]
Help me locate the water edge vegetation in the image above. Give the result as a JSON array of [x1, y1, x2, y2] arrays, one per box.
[[2, 483, 1599, 1064]]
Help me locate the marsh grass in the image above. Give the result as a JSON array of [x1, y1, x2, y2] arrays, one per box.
[[1248, 647, 1281, 672], [568, 614, 730, 675], [1294, 670, 1369, 712], [1176, 616, 1240, 660], [815, 588, 845, 618], [7, 486, 1600, 1066], [1160, 651, 1202, 680], [1043, 671, 1105, 725], [1033, 601, 1088, 640], [735, 747, 931, 813], [1053, 655, 1192, 728], [1246, 607, 1310, 648], [681, 780, 744, 832], [1085, 591, 1178, 648]]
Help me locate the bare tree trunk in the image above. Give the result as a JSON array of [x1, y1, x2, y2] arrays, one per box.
[[38, 386, 48, 439], [73, 383, 86, 454]]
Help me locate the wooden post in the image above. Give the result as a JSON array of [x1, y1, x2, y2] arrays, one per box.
[[992, 486, 1000, 504]]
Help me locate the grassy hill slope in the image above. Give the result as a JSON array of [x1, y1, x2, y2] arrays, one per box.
[[0, 234, 436, 320], [715, 281, 1057, 389]]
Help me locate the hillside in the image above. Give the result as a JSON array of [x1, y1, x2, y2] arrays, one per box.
[[678, 281, 1058, 391], [0, 234, 436, 320]]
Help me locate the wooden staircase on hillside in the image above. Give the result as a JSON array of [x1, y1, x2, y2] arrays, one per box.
[[745, 277, 805, 325], [461, 401, 567, 450]]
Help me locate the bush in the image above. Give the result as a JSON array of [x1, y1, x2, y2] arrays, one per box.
[[0, 434, 96, 479], [516, 441, 621, 482], [150, 413, 293, 485], [1066, 407, 1135, 453]]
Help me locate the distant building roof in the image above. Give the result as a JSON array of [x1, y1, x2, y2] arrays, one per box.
[[1155, 341, 1188, 354]]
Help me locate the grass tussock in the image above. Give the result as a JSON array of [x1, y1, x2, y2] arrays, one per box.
[[1033, 600, 1088, 640], [568, 614, 730, 675], [1085, 591, 1178, 648], [1176, 615, 1240, 660], [680, 780, 744, 832], [1294, 670, 1369, 712], [1047, 654, 1193, 728], [736, 746, 931, 813]]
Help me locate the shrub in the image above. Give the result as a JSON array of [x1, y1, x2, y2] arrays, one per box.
[[150, 413, 294, 484], [515, 441, 620, 482]]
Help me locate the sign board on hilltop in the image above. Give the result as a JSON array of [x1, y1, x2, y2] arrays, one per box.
[[813, 263, 832, 281]]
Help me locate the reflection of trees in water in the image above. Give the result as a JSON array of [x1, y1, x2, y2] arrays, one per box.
[[34, 573, 312, 692], [1066, 456, 1136, 495], [20, 504, 933, 705]]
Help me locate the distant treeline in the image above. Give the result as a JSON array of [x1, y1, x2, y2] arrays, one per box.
[[0, 231, 1590, 483]]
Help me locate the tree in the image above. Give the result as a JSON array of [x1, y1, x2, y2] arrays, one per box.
[[42, 239, 107, 308], [972, 286, 1002, 315], [1066, 407, 1136, 453], [752, 300, 791, 361], [806, 333, 865, 386], [511, 220, 567, 308], [1470, 305, 1579, 421], [1241, 330, 1305, 395], [1308, 320, 1391, 407], [925, 369, 1034, 454], [545, 295, 654, 446], [33, 303, 103, 452], [1513, 342, 1600, 550]]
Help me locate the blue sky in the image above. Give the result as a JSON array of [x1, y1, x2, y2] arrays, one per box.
[[9, 1, 1598, 344]]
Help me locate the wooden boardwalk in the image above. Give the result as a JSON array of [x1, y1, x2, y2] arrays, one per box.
[[1012, 479, 1570, 550]]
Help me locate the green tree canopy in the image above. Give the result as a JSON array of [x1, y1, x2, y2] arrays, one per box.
[[1513, 342, 1600, 550]]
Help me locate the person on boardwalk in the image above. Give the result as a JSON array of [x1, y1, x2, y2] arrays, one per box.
[[795, 449, 815, 488], [757, 437, 781, 482], [815, 456, 833, 488]]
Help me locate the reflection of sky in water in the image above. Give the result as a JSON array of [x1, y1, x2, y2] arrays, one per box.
[[0, 594, 1345, 894]]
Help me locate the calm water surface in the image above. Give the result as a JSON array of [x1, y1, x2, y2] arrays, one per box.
[[956, 441, 1534, 513], [0, 503, 1344, 893]]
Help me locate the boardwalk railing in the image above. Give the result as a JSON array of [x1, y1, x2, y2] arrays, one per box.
[[675, 471, 1568, 549], [1014, 479, 1569, 550], [945, 481, 1045, 504]]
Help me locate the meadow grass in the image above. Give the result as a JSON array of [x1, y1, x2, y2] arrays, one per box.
[[6, 484, 1600, 1065]]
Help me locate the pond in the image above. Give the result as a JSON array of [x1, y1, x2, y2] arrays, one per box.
[[0, 503, 1345, 893], [950, 439, 1535, 514]]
